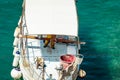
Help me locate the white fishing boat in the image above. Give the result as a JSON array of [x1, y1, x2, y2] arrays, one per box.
[[11, 0, 86, 80]]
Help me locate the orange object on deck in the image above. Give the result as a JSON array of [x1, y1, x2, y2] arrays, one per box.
[[44, 35, 56, 49], [60, 54, 75, 69]]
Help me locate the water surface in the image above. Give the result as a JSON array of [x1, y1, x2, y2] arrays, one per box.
[[0, 0, 120, 80]]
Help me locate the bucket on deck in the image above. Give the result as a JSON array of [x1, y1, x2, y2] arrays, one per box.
[[60, 54, 75, 69]]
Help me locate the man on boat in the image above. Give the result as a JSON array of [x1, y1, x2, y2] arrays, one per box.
[[43, 35, 56, 49]]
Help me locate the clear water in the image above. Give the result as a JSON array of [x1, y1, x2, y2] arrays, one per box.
[[0, 0, 120, 80]]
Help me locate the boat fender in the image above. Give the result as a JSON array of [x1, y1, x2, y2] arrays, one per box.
[[14, 27, 20, 37], [11, 68, 22, 79], [79, 69, 86, 78], [12, 51, 20, 67], [13, 38, 19, 47], [13, 47, 19, 55], [75, 55, 83, 65]]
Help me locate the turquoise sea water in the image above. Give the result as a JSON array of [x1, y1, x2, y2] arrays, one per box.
[[0, 0, 120, 80]]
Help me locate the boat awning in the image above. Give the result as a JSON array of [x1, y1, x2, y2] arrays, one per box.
[[25, 0, 78, 36]]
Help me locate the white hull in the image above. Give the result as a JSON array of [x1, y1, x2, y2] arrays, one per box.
[[19, 35, 83, 80], [11, 0, 85, 80]]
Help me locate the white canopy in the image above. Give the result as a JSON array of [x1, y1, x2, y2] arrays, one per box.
[[25, 0, 78, 36]]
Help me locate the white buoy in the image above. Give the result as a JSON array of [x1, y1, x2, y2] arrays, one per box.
[[13, 47, 19, 55], [14, 27, 20, 37], [11, 68, 22, 79], [79, 69, 86, 78], [12, 51, 20, 67], [13, 38, 19, 47]]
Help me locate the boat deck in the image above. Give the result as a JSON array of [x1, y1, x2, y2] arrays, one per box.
[[25, 39, 77, 79]]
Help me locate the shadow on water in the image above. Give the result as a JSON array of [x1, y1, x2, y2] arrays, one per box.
[[75, 0, 120, 80]]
